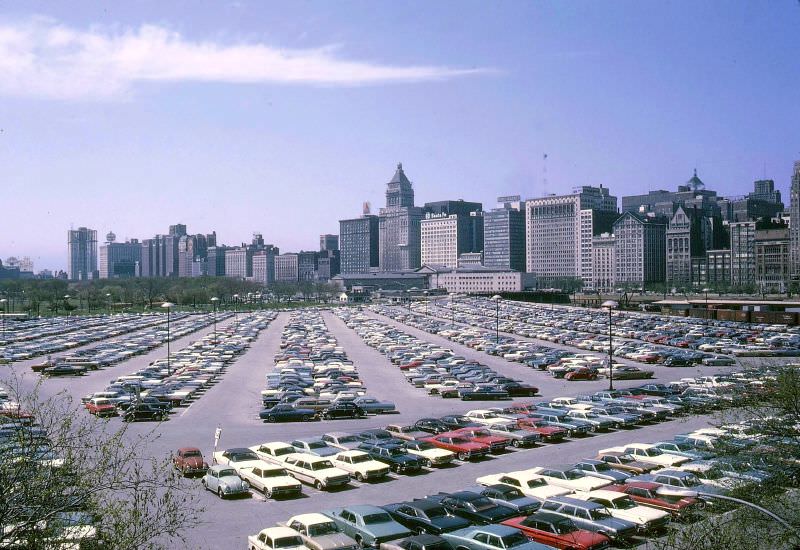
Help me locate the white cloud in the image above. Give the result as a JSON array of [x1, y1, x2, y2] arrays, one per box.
[[0, 17, 492, 100]]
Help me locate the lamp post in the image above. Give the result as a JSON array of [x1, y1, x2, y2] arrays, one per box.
[[601, 300, 618, 391], [63, 295, 71, 319], [210, 297, 219, 345], [450, 294, 456, 325], [105, 293, 112, 315], [161, 302, 174, 376], [232, 294, 240, 327], [492, 295, 502, 344], [0, 298, 6, 343], [702, 286, 710, 314], [423, 291, 429, 316]]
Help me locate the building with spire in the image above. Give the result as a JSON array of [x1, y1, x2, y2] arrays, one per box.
[[378, 163, 424, 271], [790, 161, 800, 278]]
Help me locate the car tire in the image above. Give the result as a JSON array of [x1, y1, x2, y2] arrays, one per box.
[[314, 480, 324, 490], [512, 440, 521, 448], [355, 536, 365, 548], [302, 415, 311, 422], [217, 487, 224, 499], [425, 459, 433, 468], [355, 472, 365, 482], [263, 487, 272, 499], [201, 479, 207, 490], [457, 452, 468, 461], [267, 416, 276, 423]]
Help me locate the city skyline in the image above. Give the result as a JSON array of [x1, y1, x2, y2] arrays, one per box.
[[1, 1, 799, 270]]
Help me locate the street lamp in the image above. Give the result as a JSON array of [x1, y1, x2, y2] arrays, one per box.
[[105, 293, 112, 315], [161, 302, 174, 376], [232, 294, 240, 327], [210, 297, 219, 345], [492, 295, 502, 344], [63, 295, 71, 319], [702, 287, 710, 313], [601, 300, 618, 391], [423, 291, 429, 316]]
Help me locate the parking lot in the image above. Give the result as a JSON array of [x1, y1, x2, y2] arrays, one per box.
[[0, 303, 788, 549]]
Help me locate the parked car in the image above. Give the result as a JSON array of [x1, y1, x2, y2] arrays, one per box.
[[322, 432, 365, 451], [122, 403, 168, 422], [570, 489, 671, 534], [474, 484, 541, 516], [292, 438, 340, 457], [382, 500, 471, 535], [528, 466, 612, 492], [352, 396, 397, 414], [201, 464, 250, 499], [573, 459, 631, 484], [539, 496, 637, 543], [424, 435, 489, 462], [425, 491, 518, 525], [321, 402, 368, 420], [333, 450, 391, 482], [259, 404, 318, 423], [475, 471, 571, 501], [237, 463, 303, 499], [379, 534, 452, 550], [282, 453, 351, 490], [85, 398, 117, 417], [358, 443, 425, 474], [604, 481, 700, 519], [282, 513, 359, 550], [440, 524, 553, 550], [324, 505, 412, 548], [595, 451, 659, 475], [501, 511, 612, 550], [248, 526, 307, 550], [172, 447, 208, 476], [401, 439, 456, 468]]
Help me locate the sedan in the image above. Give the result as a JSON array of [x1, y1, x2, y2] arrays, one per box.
[[201, 465, 250, 499], [259, 404, 318, 423]]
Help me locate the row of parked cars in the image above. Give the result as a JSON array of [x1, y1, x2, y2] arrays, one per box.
[[29, 312, 230, 377], [337, 310, 539, 401], [373, 306, 657, 382], [81, 312, 275, 419], [258, 310, 397, 423], [243, 402, 780, 550], [1, 312, 200, 364], [434, 297, 798, 362]]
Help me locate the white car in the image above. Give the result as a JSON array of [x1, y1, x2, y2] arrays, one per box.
[[282, 453, 351, 490], [237, 463, 303, 499], [476, 471, 571, 501], [250, 442, 297, 464], [571, 490, 671, 533], [603, 444, 690, 467], [527, 466, 612, 492], [332, 451, 390, 482], [464, 409, 508, 426], [248, 526, 308, 550]]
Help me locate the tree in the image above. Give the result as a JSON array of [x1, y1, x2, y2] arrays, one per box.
[[0, 376, 203, 549]]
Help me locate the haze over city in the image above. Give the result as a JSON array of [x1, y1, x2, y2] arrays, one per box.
[[1, 1, 799, 271]]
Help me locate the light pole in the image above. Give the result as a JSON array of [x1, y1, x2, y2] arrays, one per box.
[[105, 293, 112, 315], [210, 297, 219, 345], [702, 287, 710, 316], [161, 302, 174, 376], [0, 298, 6, 343], [63, 295, 71, 319], [233, 294, 240, 327], [423, 291, 429, 316], [450, 294, 456, 325], [492, 295, 502, 344], [601, 300, 618, 391]]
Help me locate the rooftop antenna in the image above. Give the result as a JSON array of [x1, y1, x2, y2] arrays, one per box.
[[542, 153, 548, 193], [363, 201, 371, 215]]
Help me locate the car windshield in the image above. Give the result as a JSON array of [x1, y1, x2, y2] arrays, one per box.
[[231, 452, 258, 461], [470, 497, 496, 511], [552, 518, 578, 534], [589, 508, 612, 520], [563, 470, 583, 480], [613, 497, 637, 510], [274, 536, 303, 548], [308, 522, 339, 536], [275, 447, 293, 456], [311, 461, 334, 470], [308, 442, 328, 449], [363, 513, 392, 525], [425, 507, 447, 518], [594, 463, 611, 471], [617, 456, 634, 464], [219, 469, 237, 477], [263, 468, 288, 478], [501, 487, 524, 499], [500, 532, 529, 548], [182, 450, 201, 457], [683, 474, 702, 487], [526, 478, 546, 488], [450, 437, 471, 444], [350, 455, 371, 464], [414, 442, 434, 451], [337, 435, 358, 443]]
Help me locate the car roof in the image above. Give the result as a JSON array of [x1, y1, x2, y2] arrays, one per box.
[[288, 513, 333, 525], [261, 526, 301, 538], [530, 511, 570, 523], [548, 496, 603, 509], [471, 524, 517, 535], [225, 447, 255, 454], [177, 447, 201, 453], [340, 504, 388, 514]]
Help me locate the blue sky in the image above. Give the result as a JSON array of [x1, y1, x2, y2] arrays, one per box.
[[1, 1, 798, 271]]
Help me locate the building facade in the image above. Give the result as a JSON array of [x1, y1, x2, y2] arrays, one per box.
[[67, 226, 98, 280], [591, 233, 615, 292], [274, 253, 299, 282], [298, 251, 319, 281], [666, 206, 711, 287], [99, 237, 141, 279], [790, 162, 800, 277], [379, 163, 425, 271], [730, 221, 756, 288], [756, 227, 790, 293], [224, 245, 253, 279], [339, 215, 380, 274], [525, 186, 617, 286], [320, 234, 339, 252], [420, 211, 484, 268], [421, 265, 536, 293], [483, 196, 526, 272], [613, 211, 667, 288]]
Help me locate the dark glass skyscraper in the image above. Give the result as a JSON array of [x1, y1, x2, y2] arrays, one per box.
[[483, 196, 526, 272]]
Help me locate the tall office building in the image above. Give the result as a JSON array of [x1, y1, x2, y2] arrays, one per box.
[[525, 186, 617, 286], [484, 196, 526, 272], [420, 200, 483, 268], [339, 215, 380, 273], [320, 234, 339, 252], [298, 251, 319, 281], [274, 253, 299, 282], [99, 232, 141, 279], [756, 224, 790, 293], [67, 226, 98, 280], [224, 245, 254, 279], [591, 233, 616, 292], [252, 245, 279, 285], [613, 211, 667, 288], [790, 161, 800, 277], [666, 206, 711, 286], [379, 163, 425, 271], [206, 246, 228, 277], [730, 221, 756, 287]]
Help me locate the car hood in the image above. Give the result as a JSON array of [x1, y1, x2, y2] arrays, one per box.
[[219, 475, 246, 486], [183, 457, 205, 468], [431, 516, 471, 532], [306, 533, 358, 550], [366, 523, 411, 538]]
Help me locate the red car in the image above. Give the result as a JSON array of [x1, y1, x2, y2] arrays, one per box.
[[85, 398, 117, 417], [502, 512, 611, 550], [173, 447, 209, 477], [605, 481, 699, 518], [423, 434, 490, 461], [515, 418, 568, 442], [565, 368, 598, 381], [399, 360, 423, 370], [447, 427, 510, 453]]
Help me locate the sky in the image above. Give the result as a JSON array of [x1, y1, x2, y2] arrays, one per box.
[[1, 1, 799, 271]]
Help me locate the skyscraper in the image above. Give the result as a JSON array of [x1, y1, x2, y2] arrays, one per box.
[[340, 215, 380, 273], [99, 232, 141, 279], [320, 234, 339, 252], [484, 196, 526, 272], [525, 186, 617, 286], [67, 227, 98, 280], [379, 163, 425, 271], [790, 161, 800, 277]]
